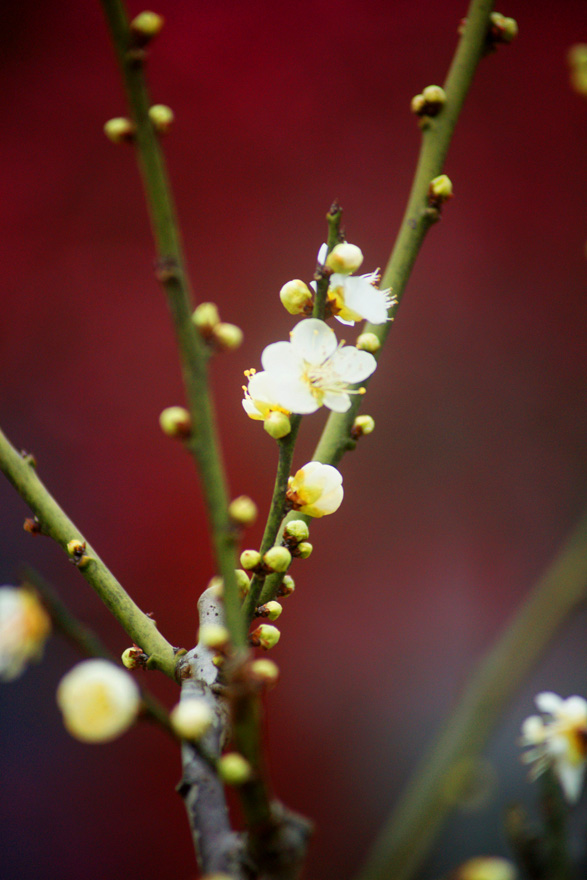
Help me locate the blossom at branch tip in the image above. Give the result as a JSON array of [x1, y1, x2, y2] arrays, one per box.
[[260, 319, 376, 414], [57, 659, 141, 743], [0, 586, 51, 681], [286, 461, 343, 517], [520, 691, 587, 802]]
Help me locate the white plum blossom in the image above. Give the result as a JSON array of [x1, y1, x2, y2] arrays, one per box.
[[242, 369, 290, 421], [520, 691, 587, 802], [0, 586, 51, 681], [259, 318, 376, 414], [328, 271, 395, 325], [57, 659, 141, 743], [286, 461, 343, 517]]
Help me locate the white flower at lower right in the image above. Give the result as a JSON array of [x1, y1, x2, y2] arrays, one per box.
[[520, 691, 587, 802]]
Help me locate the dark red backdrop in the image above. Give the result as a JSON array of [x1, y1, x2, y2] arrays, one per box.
[[1, 1, 587, 878]]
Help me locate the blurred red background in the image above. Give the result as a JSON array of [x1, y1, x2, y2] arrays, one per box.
[[1, 1, 587, 878]]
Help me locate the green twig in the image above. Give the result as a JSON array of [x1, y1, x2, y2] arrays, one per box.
[[0, 428, 177, 678], [354, 506, 587, 880]]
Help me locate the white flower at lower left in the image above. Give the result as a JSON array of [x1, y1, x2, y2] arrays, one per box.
[[57, 659, 141, 743]]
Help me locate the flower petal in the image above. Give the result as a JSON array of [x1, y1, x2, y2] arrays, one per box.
[[322, 390, 351, 412], [261, 341, 302, 376], [330, 346, 377, 383], [536, 692, 564, 715], [290, 319, 338, 364]]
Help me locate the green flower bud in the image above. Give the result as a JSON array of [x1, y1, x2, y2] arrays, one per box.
[[352, 414, 375, 436], [234, 569, 251, 597], [250, 623, 281, 650], [457, 857, 516, 880], [263, 546, 291, 573], [170, 698, 213, 741], [284, 519, 310, 543], [264, 411, 291, 439], [325, 242, 364, 274], [198, 623, 230, 650], [356, 332, 381, 353], [410, 93, 426, 115], [490, 12, 518, 43], [192, 302, 220, 333], [159, 406, 192, 439], [279, 574, 295, 597], [228, 495, 258, 526], [148, 104, 174, 134], [429, 174, 453, 203], [250, 658, 280, 687], [240, 549, 262, 570], [103, 117, 135, 144], [218, 752, 253, 785], [130, 11, 165, 41], [296, 541, 313, 559], [213, 322, 244, 351], [279, 279, 313, 315], [422, 84, 446, 106], [121, 647, 141, 669], [257, 600, 282, 621]]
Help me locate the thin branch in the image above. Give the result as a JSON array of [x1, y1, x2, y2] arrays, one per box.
[[0, 428, 177, 678], [354, 505, 587, 880]]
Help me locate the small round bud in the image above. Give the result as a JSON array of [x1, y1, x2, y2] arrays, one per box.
[[206, 575, 224, 598], [410, 93, 426, 115], [218, 752, 253, 786], [148, 104, 174, 134], [296, 542, 313, 559], [121, 647, 142, 669], [240, 549, 262, 571], [250, 623, 281, 650], [284, 520, 310, 543], [130, 11, 165, 41], [457, 857, 516, 880], [353, 414, 375, 436], [279, 279, 313, 315], [490, 12, 518, 43], [264, 411, 291, 439], [159, 406, 192, 439], [212, 322, 244, 351], [170, 698, 213, 741], [422, 84, 446, 106], [67, 539, 84, 557], [198, 623, 230, 650], [250, 658, 280, 687], [192, 302, 220, 333], [325, 242, 364, 274], [263, 546, 291, 573], [429, 174, 453, 203], [279, 574, 295, 597], [228, 495, 258, 526], [234, 569, 251, 597], [257, 601, 282, 621], [103, 117, 134, 144], [356, 332, 381, 353]]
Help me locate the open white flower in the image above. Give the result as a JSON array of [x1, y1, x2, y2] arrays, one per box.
[[286, 461, 343, 517], [328, 271, 395, 325], [260, 319, 376, 414], [242, 369, 289, 420], [57, 659, 141, 743], [0, 586, 51, 681], [520, 691, 587, 802]]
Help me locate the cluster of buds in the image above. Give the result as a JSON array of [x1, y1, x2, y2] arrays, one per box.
[[240, 545, 292, 575], [410, 85, 447, 118], [192, 302, 243, 352], [282, 519, 312, 558]]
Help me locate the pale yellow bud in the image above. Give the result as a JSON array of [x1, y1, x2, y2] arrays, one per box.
[[410, 94, 426, 115], [356, 332, 381, 353], [170, 698, 213, 740], [218, 752, 253, 785], [103, 117, 135, 143], [284, 520, 309, 543], [159, 406, 192, 439], [250, 623, 281, 650], [198, 623, 230, 650], [130, 11, 165, 40], [192, 302, 220, 332], [57, 659, 141, 743], [457, 857, 517, 880], [264, 411, 291, 439], [279, 574, 295, 597], [234, 569, 251, 597], [213, 322, 243, 351], [279, 279, 313, 315], [296, 541, 313, 559], [148, 104, 174, 133], [259, 601, 282, 621], [228, 495, 258, 526], [250, 658, 280, 687], [66, 539, 92, 568], [240, 549, 262, 570], [490, 12, 518, 43], [263, 546, 291, 573], [352, 415, 375, 436], [422, 85, 446, 106], [429, 174, 453, 202], [121, 647, 142, 669], [326, 242, 364, 274]]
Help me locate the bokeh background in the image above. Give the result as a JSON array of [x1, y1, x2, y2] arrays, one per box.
[[1, 0, 586, 877]]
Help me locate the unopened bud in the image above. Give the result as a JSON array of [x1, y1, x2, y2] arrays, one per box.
[[356, 332, 381, 353], [192, 302, 220, 333], [121, 647, 143, 669], [250, 658, 280, 687], [170, 698, 213, 741], [228, 495, 257, 526], [104, 117, 135, 144], [263, 546, 291, 573], [279, 574, 295, 597], [198, 623, 230, 650], [457, 857, 517, 880], [256, 600, 282, 621], [296, 541, 313, 559], [234, 569, 251, 597], [130, 11, 165, 42], [429, 174, 453, 203], [159, 406, 192, 439], [325, 242, 364, 274], [66, 539, 92, 568], [149, 104, 174, 133], [250, 623, 281, 650], [490, 12, 518, 43], [218, 752, 253, 785], [279, 279, 313, 315], [264, 411, 291, 439], [213, 322, 243, 351], [352, 415, 375, 437], [422, 84, 446, 106], [240, 549, 262, 570], [410, 94, 426, 115], [284, 520, 310, 543]]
